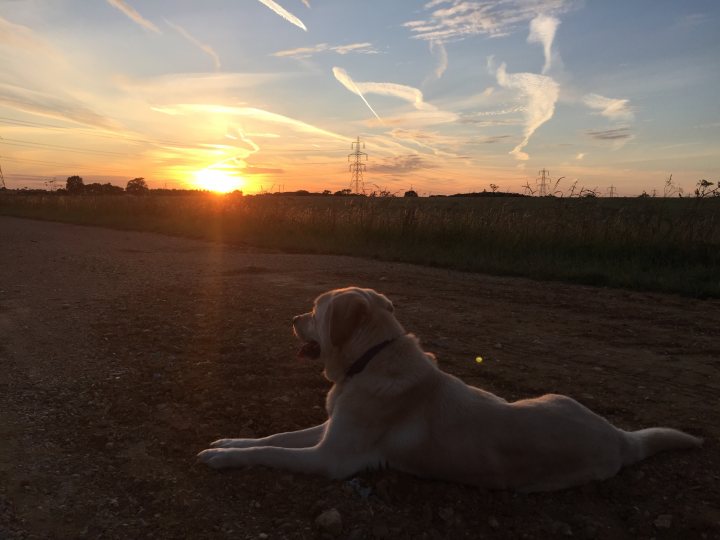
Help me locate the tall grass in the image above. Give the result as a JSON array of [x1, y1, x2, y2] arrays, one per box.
[[2, 193, 718, 297]]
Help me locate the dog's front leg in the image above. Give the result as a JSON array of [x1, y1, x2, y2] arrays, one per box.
[[210, 422, 328, 449], [197, 444, 370, 479]]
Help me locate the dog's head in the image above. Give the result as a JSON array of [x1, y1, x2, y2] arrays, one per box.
[[293, 287, 403, 381]]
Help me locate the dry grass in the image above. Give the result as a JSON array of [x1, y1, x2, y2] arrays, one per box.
[[2, 192, 718, 297]]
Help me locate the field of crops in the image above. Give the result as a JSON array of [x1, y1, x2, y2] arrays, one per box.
[[1, 192, 718, 297]]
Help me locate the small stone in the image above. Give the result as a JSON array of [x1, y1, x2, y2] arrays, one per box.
[[494, 342, 503, 349], [654, 514, 673, 529], [488, 517, 500, 529], [315, 508, 342, 537], [258, 534, 268, 539]]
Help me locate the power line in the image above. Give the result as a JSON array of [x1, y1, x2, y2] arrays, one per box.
[[0, 137, 132, 157]]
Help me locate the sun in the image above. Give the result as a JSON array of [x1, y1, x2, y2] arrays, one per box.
[[193, 168, 244, 193]]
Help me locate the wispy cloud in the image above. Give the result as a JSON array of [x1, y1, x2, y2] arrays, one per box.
[[160, 104, 345, 140], [256, 0, 307, 31], [332, 67, 383, 121], [334, 67, 437, 114], [0, 82, 117, 129], [164, 19, 221, 70], [404, 0, 573, 42], [372, 154, 437, 174], [576, 152, 585, 160], [106, 0, 160, 33], [273, 42, 377, 59], [428, 40, 448, 81], [583, 93, 634, 122], [495, 63, 559, 160], [586, 127, 633, 140], [527, 14, 559, 73], [0, 16, 54, 53]]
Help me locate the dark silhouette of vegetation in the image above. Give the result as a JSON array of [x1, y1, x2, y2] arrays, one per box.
[[85, 183, 124, 195], [126, 177, 149, 195], [695, 179, 719, 198], [404, 190, 418, 198], [66, 175, 84, 194]]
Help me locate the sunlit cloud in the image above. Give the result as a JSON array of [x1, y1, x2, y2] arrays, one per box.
[[527, 14, 559, 73], [300, 0, 311, 7], [106, 0, 160, 34], [162, 103, 345, 140], [0, 82, 117, 129], [256, 0, 307, 31], [365, 109, 459, 128], [576, 152, 585, 160], [404, 0, 573, 42], [333, 67, 438, 118], [583, 93, 634, 122], [273, 42, 377, 59], [495, 62, 559, 161], [332, 67, 383, 122], [164, 19, 221, 70], [0, 16, 54, 53]]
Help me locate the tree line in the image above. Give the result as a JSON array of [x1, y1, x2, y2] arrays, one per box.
[[63, 175, 149, 195]]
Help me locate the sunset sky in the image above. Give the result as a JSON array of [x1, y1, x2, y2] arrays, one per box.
[[1, 0, 718, 195]]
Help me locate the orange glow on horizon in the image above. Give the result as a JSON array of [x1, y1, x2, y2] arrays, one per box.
[[193, 168, 245, 193]]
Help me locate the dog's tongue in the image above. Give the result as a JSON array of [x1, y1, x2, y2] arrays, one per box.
[[297, 340, 321, 360]]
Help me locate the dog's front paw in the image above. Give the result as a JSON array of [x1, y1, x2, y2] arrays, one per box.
[[197, 448, 242, 469], [210, 438, 253, 448]]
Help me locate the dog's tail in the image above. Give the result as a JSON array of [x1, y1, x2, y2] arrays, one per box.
[[622, 427, 703, 465]]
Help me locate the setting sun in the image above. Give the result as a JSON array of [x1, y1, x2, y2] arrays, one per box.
[[193, 169, 244, 193]]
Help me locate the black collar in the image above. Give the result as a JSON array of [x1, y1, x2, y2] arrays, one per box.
[[345, 336, 402, 379]]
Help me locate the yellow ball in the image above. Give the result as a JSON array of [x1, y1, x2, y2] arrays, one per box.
[[475, 356, 483, 364]]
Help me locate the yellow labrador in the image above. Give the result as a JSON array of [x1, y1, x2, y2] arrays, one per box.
[[198, 287, 702, 491]]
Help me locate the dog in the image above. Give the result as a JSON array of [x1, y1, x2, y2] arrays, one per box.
[[198, 287, 702, 491]]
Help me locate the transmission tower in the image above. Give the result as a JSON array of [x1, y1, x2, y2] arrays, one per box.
[[348, 136, 368, 194], [537, 168, 550, 197], [0, 138, 5, 189], [607, 185, 617, 198]]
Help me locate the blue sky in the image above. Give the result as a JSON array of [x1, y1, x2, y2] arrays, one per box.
[[0, 0, 718, 195]]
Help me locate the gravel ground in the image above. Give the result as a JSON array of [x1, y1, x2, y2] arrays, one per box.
[[0, 216, 718, 539]]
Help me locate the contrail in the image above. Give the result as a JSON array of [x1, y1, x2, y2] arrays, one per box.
[[106, 0, 160, 33], [165, 19, 221, 70], [256, 0, 307, 31], [332, 67, 382, 122]]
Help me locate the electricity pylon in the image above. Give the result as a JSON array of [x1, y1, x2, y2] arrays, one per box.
[[537, 168, 550, 197], [348, 136, 368, 194]]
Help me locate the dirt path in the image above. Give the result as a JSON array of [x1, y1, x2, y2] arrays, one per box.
[[0, 216, 718, 539]]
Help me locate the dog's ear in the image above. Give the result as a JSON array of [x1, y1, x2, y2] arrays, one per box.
[[378, 293, 394, 313], [330, 291, 369, 347]]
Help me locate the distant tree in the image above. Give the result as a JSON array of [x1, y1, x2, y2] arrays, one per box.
[[404, 190, 418, 197], [126, 177, 149, 195], [66, 175, 84, 194], [489, 183, 499, 193], [322, 190, 332, 196], [334, 188, 352, 196]]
